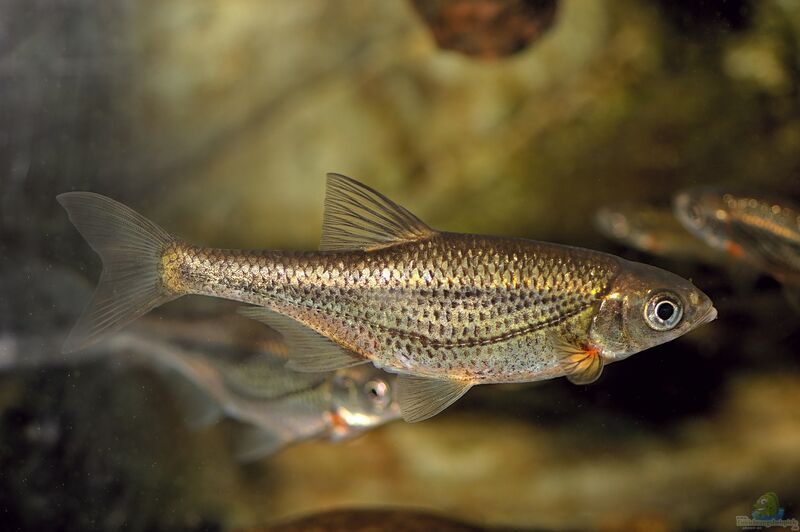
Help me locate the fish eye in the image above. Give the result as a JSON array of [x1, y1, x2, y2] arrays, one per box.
[[364, 379, 390, 409], [644, 292, 683, 331]]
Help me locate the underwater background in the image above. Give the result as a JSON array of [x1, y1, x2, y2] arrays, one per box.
[[1, 0, 799, 530]]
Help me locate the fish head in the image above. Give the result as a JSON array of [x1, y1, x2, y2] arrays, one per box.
[[328, 365, 400, 440], [673, 187, 731, 250], [597, 202, 703, 258], [590, 260, 717, 360], [594, 206, 633, 241]]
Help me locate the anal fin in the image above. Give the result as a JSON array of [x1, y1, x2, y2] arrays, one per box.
[[237, 306, 365, 372], [396, 374, 472, 423]]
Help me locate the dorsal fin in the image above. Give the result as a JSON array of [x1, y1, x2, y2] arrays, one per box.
[[320, 173, 437, 252]]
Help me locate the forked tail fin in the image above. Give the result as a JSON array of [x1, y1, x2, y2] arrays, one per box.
[[57, 192, 180, 353]]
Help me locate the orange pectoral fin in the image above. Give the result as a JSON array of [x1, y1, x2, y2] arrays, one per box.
[[327, 410, 351, 440], [724, 240, 746, 259], [552, 337, 605, 385]]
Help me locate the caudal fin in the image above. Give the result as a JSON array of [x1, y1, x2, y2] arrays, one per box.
[[57, 192, 179, 353]]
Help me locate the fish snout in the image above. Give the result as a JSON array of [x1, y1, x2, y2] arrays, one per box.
[[700, 305, 718, 325]]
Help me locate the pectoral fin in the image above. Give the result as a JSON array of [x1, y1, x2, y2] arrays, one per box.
[[237, 306, 366, 372], [553, 337, 605, 385], [396, 374, 472, 423]]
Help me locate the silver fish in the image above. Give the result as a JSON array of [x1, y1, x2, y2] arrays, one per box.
[[112, 314, 401, 461], [58, 174, 717, 422], [674, 187, 800, 284], [595, 202, 725, 264]]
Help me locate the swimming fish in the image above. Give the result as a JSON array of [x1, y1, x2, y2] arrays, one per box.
[[113, 313, 401, 461], [58, 174, 717, 422], [594, 203, 725, 264], [673, 187, 800, 285], [1, 285, 399, 461], [227, 363, 400, 461]]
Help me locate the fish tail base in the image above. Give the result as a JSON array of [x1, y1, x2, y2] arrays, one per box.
[[57, 192, 181, 353]]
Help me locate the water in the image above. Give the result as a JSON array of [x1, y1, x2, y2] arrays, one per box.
[[1, 1, 799, 530]]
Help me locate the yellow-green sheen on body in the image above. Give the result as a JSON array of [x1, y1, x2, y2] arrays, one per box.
[[162, 234, 619, 383], [57, 173, 716, 422]]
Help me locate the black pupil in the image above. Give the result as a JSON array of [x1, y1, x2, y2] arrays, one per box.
[[656, 301, 675, 321], [369, 387, 379, 397]]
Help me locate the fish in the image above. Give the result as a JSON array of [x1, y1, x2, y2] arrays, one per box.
[[594, 203, 725, 264], [57, 173, 717, 422], [673, 187, 800, 285], [111, 313, 401, 461], [1, 287, 400, 461]]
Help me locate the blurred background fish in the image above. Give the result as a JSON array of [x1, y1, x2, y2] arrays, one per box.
[[1, 293, 401, 462], [674, 187, 800, 285], [594, 202, 726, 264], [118, 312, 402, 462]]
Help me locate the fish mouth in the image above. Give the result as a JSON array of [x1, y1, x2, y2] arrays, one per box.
[[699, 305, 718, 325]]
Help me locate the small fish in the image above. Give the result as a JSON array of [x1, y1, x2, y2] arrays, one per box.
[[673, 188, 800, 284], [594, 203, 725, 264], [58, 174, 716, 422], [110, 315, 401, 461]]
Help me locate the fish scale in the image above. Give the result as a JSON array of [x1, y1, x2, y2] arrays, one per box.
[[164, 232, 620, 383], [58, 173, 716, 422]]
